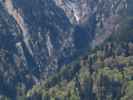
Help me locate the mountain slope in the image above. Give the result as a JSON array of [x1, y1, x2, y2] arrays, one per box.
[[0, 0, 132, 99], [27, 36, 133, 100]]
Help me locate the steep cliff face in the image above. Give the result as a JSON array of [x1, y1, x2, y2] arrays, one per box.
[[1, 0, 75, 77], [0, 0, 128, 76], [54, 0, 128, 47], [54, 0, 91, 24], [1, 0, 95, 77], [0, 0, 131, 98]]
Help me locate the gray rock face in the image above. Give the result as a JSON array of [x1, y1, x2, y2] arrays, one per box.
[[0, 0, 130, 97], [54, 0, 91, 24], [2, 0, 76, 77], [0, 0, 129, 77], [54, 0, 128, 47]]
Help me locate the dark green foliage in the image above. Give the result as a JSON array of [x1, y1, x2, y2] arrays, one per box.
[[26, 40, 133, 100]]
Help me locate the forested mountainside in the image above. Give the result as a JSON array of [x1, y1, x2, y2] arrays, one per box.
[[0, 0, 132, 99], [27, 42, 133, 100], [27, 18, 133, 99]]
